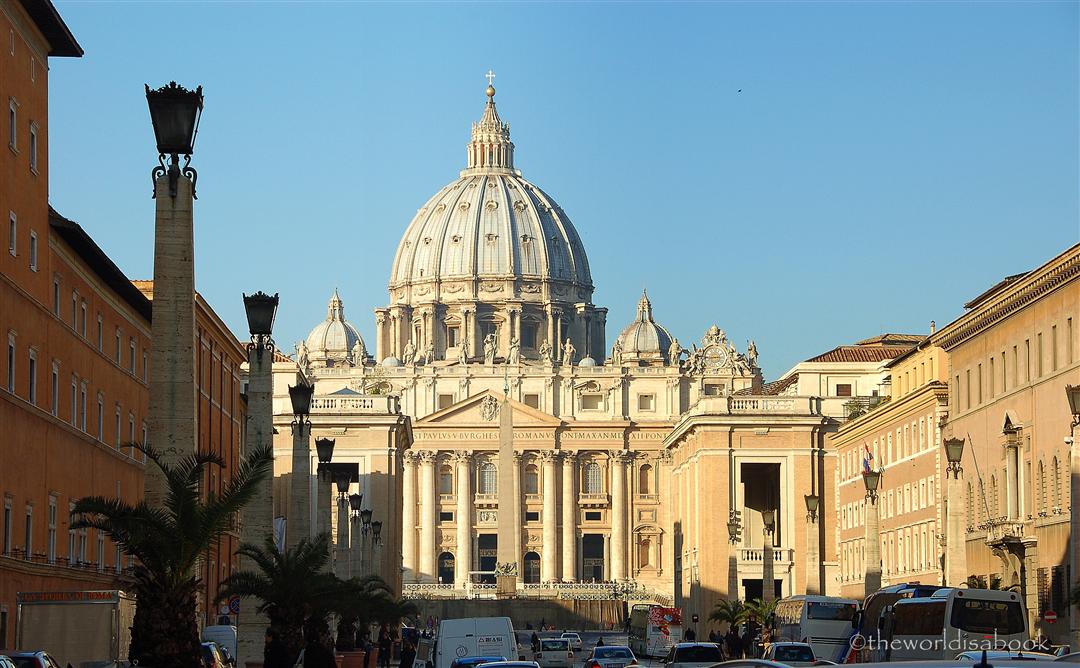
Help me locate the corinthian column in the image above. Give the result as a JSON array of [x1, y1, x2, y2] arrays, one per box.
[[419, 451, 437, 581], [610, 451, 628, 580], [562, 452, 577, 581], [455, 451, 473, 589], [541, 451, 559, 582], [402, 451, 418, 581]]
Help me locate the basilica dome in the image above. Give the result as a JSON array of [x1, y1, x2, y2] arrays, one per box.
[[388, 85, 593, 304], [614, 291, 676, 367], [305, 290, 365, 366]]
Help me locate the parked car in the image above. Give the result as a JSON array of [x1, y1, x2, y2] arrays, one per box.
[[585, 645, 638, 668], [708, 661, 788, 668], [452, 657, 508, 668], [202, 641, 229, 668], [560, 633, 583, 651], [0, 656, 16, 668], [476, 662, 541, 668], [535, 639, 574, 668], [956, 652, 1056, 662], [6, 652, 61, 668], [663, 643, 725, 668], [762, 643, 816, 667]]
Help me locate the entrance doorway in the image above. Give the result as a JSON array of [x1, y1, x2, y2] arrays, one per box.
[[438, 552, 455, 584], [478, 535, 497, 584], [742, 578, 782, 601], [582, 534, 604, 581]]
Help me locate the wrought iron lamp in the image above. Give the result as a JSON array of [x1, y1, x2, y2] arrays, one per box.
[[335, 474, 351, 508], [804, 493, 819, 522], [862, 468, 882, 501], [762, 508, 776, 535], [289, 381, 314, 425], [371, 520, 383, 545], [145, 81, 203, 198], [1067, 384, 1080, 427], [944, 437, 965, 477], [243, 292, 278, 358], [726, 510, 741, 545], [315, 438, 336, 465]]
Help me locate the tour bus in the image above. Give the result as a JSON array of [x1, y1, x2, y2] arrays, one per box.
[[847, 583, 940, 662], [435, 617, 518, 668], [770, 595, 860, 663], [628, 604, 683, 658], [882, 588, 1028, 661]]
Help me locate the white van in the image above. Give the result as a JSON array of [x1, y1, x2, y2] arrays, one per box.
[[883, 588, 1028, 661], [771, 595, 859, 663], [435, 617, 518, 668]]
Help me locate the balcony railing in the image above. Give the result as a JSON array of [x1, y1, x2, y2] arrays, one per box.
[[474, 493, 499, 507], [402, 581, 672, 605], [578, 493, 609, 507], [309, 395, 399, 414], [986, 519, 1028, 544], [737, 547, 794, 565]]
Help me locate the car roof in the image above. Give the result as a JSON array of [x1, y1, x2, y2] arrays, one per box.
[[770, 643, 812, 648], [675, 643, 722, 648]]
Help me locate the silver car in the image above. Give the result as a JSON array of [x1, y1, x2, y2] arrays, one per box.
[[585, 646, 638, 668], [663, 642, 725, 668]]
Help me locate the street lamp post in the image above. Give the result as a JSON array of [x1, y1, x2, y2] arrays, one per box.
[[804, 494, 821, 595], [862, 469, 882, 598], [727, 510, 741, 600], [1065, 385, 1080, 649], [943, 437, 967, 587], [236, 291, 278, 668], [315, 438, 336, 567], [143, 82, 203, 509], [762, 509, 776, 603], [349, 494, 365, 578], [287, 380, 315, 550], [334, 474, 351, 578]]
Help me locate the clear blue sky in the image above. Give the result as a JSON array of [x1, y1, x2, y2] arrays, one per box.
[[48, 1, 1078, 380]]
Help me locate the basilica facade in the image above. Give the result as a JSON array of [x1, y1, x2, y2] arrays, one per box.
[[271, 82, 839, 611]]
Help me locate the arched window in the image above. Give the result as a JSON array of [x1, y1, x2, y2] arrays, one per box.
[[1052, 457, 1061, 509], [639, 464, 652, 495], [1038, 461, 1047, 511], [524, 464, 539, 495], [638, 538, 651, 567], [479, 462, 497, 494], [523, 551, 541, 584], [438, 465, 453, 495], [437, 552, 455, 584], [989, 475, 998, 518], [583, 462, 602, 494]]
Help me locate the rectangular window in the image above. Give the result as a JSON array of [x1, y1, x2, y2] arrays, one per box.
[[581, 394, 603, 410], [2, 498, 11, 555], [52, 279, 60, 316], [114, 543, 121, 574], [1001, 352, 1006, 391], [704, 383, 725, 396], [439, 511, 454, 522], [50, 364, 58, 415], [80, 302, 86, 337], [23, 505, 32, 560], [142, 352, 148, 381], [1037, 333, 1044, 376], [5, 335, 14, 393], [7, 212, 14, 256], [71, 292, 77, 329], [128, 413, 135, 444], [1052, 325, 1058, 371], [989, 357, 995, 396], [129, 339, 136, 373], [28, 123, 37, 172], [96, 533, 105, 572], [637, 394, 655, 411], [584, 511, 602, 521], [114, 407, 121, 448], [1025, 339, 1031, 382], [446, 326, 459, 349], [27, 349, 36, 405], [67, 502, 75, 566], [47, 496, 56, 564], [436, 393, 454, 410], [96, 315, 103, 351], [836, 383, 853, 397], [28, 231, 37, 271], [524, 511, 540, 522], [965, 370, 971, 409], [1069, 318, 1075, 365], [977, 364, 983, 404], [114, 330, 121, 364], [523, 393, 540, 409], [96, 395, 104, 440], [80, 384, 87, 431], [8, 98, 16, 150], [521, 323, 538, 349]]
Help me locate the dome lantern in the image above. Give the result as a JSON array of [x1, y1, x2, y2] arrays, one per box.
[[466, 76, 515, 173], [304, 289, 365, 368]]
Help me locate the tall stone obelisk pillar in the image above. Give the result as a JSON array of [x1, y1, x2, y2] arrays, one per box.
[[146, 173, 197, 507], [496, 393, 518, 596], [864, 492, 882, 598]]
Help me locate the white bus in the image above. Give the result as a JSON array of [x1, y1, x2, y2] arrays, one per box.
[[628, 604, 683, 658], [882, 588, 1028, 661], [771, 595, 860, 663]]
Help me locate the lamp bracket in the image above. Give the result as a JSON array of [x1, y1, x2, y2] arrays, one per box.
[[151, 153, 197, 200]]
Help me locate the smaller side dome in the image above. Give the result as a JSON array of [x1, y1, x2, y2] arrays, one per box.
[[305, 289, 365, 367], [380, 356, 402, 368], [578, 356, 597, 368], [613, 290, 675, 367]]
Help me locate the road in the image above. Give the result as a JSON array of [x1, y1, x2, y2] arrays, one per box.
[[514, 632, 667, 668]]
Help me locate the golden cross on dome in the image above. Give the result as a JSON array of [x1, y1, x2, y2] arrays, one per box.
[[485, 69, 496, 86]]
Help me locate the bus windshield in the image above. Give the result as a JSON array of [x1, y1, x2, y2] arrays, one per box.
[[893, 601, 946, 635], [808, 602, 857, 621], [950, 599, 1025, 635]]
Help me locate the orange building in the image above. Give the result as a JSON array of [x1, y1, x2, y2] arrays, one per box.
[[133, 282, 249, 624]]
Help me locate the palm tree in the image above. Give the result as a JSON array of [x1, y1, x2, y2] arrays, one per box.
[[709, 599, 746, 628], [216, 532, 342, 664], [742, 598, 778, 625], [72, 444, 272, 668], [332, 576, 417, 650]]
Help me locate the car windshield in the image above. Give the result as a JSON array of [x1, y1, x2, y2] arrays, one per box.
[[674, 646, 723, 663], [807, 602, 857, 621], [594, 648, 633, 659], [773, 646, 815, 662], [561, 634, 579, 639], [893, 600, 947, 635], [11, 660, 38, 668], [541, 641, 569, 651], [950, 598, 1026, 635]]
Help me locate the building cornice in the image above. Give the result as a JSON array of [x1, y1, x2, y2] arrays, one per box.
[[933, 244, 1080, 351], [832, 381, 949, 442]]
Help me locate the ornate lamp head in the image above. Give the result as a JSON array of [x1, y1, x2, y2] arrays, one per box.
[[862, 469, 882, 500], [371, 520, 383, 544], [145, 82, 203, 197], [804, 493, 820, 521], [243, 292, 279, 342], [289, 381, 315, 421], [315, 438, 336, 464]]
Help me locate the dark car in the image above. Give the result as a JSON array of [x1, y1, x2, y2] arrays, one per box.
[[6, 652, 61, 668], [451, 657, 509, 668], [203, 641, 229, 668]]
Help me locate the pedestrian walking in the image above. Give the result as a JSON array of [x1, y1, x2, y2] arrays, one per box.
[[264, 628, 291, 668]]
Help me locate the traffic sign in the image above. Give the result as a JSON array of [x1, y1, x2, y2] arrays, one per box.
[[228, 595, 241, 615], [1044, 611, 1057, 623]]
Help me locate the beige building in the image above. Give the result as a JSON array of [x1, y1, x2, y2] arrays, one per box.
[[937, 244, 1079, 642], [831, 342, 950, 599]]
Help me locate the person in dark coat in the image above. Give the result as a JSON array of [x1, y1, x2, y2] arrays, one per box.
[[304, 624, 337, 668], [531, 632, 540, 653], [379, 625, 394, 668], [725, 628, 741, 659], [264, 628, 292, 668], [399, 639, 417, 668], [684, 628, 696, 641]]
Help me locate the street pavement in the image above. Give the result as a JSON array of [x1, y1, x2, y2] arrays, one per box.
[[515, 632, 666, 668]]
